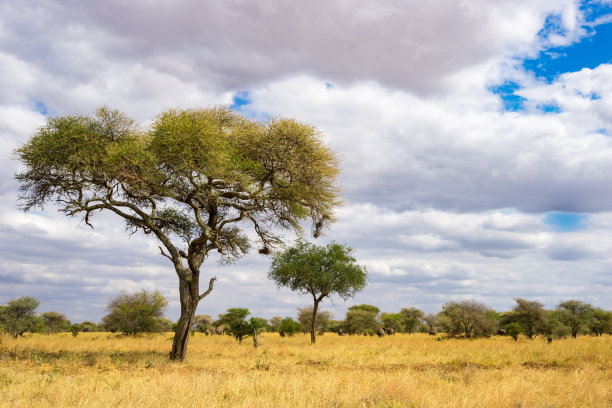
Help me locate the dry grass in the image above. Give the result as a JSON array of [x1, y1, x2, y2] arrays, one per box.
[[0, 332, 610, 407]]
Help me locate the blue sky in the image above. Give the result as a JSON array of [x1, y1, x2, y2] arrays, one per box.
[[1, 0, 611, 323]]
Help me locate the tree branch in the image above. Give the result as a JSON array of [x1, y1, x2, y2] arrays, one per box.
[[159, 246, 173, 261], [199, 277, 217, 300]]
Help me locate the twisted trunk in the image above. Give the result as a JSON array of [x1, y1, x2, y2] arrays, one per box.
[[170, 276, 198, 361]]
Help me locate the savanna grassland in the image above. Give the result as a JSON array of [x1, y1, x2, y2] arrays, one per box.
[[0, 333, 610, 407]]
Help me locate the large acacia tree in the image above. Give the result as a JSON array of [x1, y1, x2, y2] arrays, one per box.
[[268, 240, 367, 344], [15, 106, 340, 360]]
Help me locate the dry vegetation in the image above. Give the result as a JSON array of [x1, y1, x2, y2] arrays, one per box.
[[0, 332, 610, 407]]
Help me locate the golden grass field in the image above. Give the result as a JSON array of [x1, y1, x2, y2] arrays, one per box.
[[0, 332, 610, 407]]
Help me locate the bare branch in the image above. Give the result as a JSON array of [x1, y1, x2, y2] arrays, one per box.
[[159, 246, 173, 261], [199, 277, 217, 301]]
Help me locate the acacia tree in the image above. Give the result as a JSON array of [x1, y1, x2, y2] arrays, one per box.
[[297, 306, 333, 334], [268, 240, 367, 343], [556, 300, 593, 338], [0, 296, 41, 338], [15, 106, 340, 360], [42, 311, 71, 334], [101, 290, 168, 335], [438, 300, 497, 338], [512, 298, 548, 339]]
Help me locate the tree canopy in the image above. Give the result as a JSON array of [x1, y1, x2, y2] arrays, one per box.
[[0, 296, 41, 338], [15, 106, 341, 360], [101, 290, 168, 335], [268, 239, 367, 343]]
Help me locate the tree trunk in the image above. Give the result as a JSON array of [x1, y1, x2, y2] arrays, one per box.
[[170, 277, 198, 361], [310, 300, 319, 344]]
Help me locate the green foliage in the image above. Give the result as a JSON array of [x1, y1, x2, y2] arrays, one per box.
[[193, 315, 213, 333], [0, 296, 41, 338], [278, 317, 302, 337], [269, 239, 367, 343], [344, 306, 380, 335], [216, 308, 260, 343], [556, 300, 593, 338], [588, 308, 612, 336], [400, 307, 425, 334], [505, 322, 523, 341], [297, 306, 333, 334], [438, 300, 498, 338], [349, 304, 380, 314], [101, 290, 168, 335], [269, 240, 367, 300], [512, 298, 548, 339], [75, 321, 99, 332], [380, 313, 405, 332], [42, 311, 71, 334], [268, 316, 283, 333], [16, 106, 342, 360]]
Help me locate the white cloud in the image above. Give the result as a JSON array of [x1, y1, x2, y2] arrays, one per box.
[[0, 1, 611, 322]]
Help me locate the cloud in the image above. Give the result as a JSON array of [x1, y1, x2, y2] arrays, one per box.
[[0, 0, 586, 96], [0, 1, 611, 323], [245, 73, 612, 213]]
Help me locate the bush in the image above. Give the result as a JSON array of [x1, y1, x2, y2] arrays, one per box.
[[279, 317, 302, 337], [100, 290, 168, 335]]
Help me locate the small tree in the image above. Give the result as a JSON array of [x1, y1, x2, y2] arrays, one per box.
[[217, 308, 252, 343], [101, 290, 168, 335], [297, 306, 333, 335], [42, 311, 71, 334], [556, 300, 593, 338], [422, 313, 439, 333], [589, 308, 612, 336], [269, 316, 283, 333], [0, 296, 41, 338], [512, 298, 548, 339], [193, 314, 213, 333], [380, 312, 406, 333], [400, 307, 424, 334], [268, 240, 367, 344], [438, 300, 497, 338], [344, 304, 380, 335], [506, 322, 523, 341], [278, 317, 302, 337], [76, 321, 99, 332]]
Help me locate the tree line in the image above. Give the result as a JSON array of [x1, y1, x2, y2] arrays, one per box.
[[2, 293, 610, 343]]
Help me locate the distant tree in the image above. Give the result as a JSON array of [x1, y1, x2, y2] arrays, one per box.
[[297, 306, 333, 334], [193, 314, 213, 333], [101, 290, 168, 335], [556, 300, 593, 338], [588, 308, 612, 336], [505, 322, 523, 341], [269, 240, 367, 344], [42, 311, 71, 334], [422, 313, 439, 333], [158, 318, 174, 332], [278, 317, 302, 337], [438, 300, 497, 338], [268, 316, 283, 333], [0, 296, 41, 338], [217, 308, 261, 344], [344, 304, 380, 335], [512, 298, 548, 339], [400, 307, 424, 334], [73, 321, 98, 332], [16, 106, 341, 361], [380, 312, 406, 333]]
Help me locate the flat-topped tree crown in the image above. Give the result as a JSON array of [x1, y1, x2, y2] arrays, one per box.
[[15, 106, 341, 360]]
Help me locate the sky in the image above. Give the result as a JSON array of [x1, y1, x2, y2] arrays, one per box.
[[1, 0, 611, 324]]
